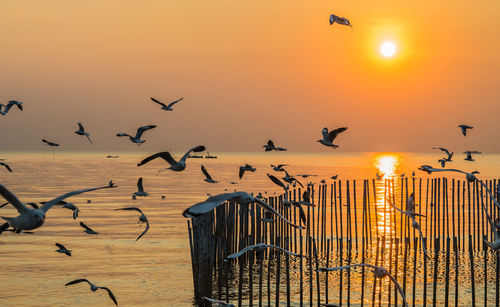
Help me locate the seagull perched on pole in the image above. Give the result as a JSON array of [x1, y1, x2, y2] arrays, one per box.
[[150, 97, 183, 111], [183, 191, 303, 229], [458, 124, 473, 136], [74, 122, 92, 144], [329, 14, 352, 27], [116, 125, 156, 145], [225, 243, 303, 261], [0, 183, 115, 234], [239, 163, 256, 179], [114, 207, 149, 241], [201, 165, 217, 183], [137, 146, 206, 172], [464, 151, 481, 161], [0, 162, 12, 173], [317, 264, 408, 306], [0, 100, 23, 115], [317, 127, 348, 149], [263, 140, 287, 152], [65, 279, 118, 305]]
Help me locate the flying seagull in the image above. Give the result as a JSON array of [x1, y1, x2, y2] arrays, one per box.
[[317, 264, 408, 307], [0, 100, 23, 115], [65, 279, 118, 306], [201, 165, 217, 183], [271, 164, 287, 172], [116, 125, 156, 145], [0, 183, 115, 234], [202, 297, 234, 307], [150, 97, 183, 111], [42, 138, 60, 147], [263, 140, 286, 152], [133, 177, 149, 198], [282, 170, 304, 187], [114, 207, 149, 241], [329, 14, 352, 27], [317, 127, 348, 149], [433, 147, 453, 161], [388, 194, 424, 219], [225, 243, 303, 261], [267, 173, 289, 191], [0, 162, 12, 173], [464, 151, 481, 162], [183, 191, 303, 229], [137, 145, 206, 172], [239, 164, 256, 179], [79, 221, 99, 235], [458, 124, 473, 136], [75, 122, 92, 144], [55, 243, 72, 256]]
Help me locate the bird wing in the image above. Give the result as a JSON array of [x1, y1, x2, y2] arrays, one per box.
[[65, 278, 90, 286], [267, 174, 287, 189], [40, 184, 115, 213], [321, 127, 329, 140], [77, 122, 85, 132], [73, 208, 79, 219], [179, 145, 206, 163], [135, 125, 157, 139], [327, 127, 348, 142], [239, 167, 245, 179], [267, 140, 275, 147], [267, 244, 303, 257], [294, 203, 307, 225], [85, 134, 93, 144], [201, 165, 213, 181], [329, 14, 338, 25], [0, 201, 9, 208], [183, 193, 239, 217], [253, 197, 303, 229], [137, 177, 144, 193], [388, 199, 406, 215], [387, 274, 409, 307], [0, 162, 12, 172], [150, 97, 167, 107], [55, 243, 66, 249], [98, 287, 118, 305], [79, 222, 93, 231], [317, 263, 375, 272], [167, 97, 183, 108], [136, 220, 149, 241], [226, 244, 266, 259], [115, 207, 143, 214], [138, 152, 177, 166], [412, 218, 431, 260], [0, 184, 28, 214], [116, 133, 132, 138]]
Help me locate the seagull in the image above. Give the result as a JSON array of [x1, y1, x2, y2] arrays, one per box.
[[433, 147, 453, 161], [464, 151, 481, 161], [202, 297, 234, 307], [0, 162, 12, 172], [137, 146, 206, 172], [376, 172, 384, 180], [0, 100, 23, 115], [183, 191, 303, 229], [263, 140, 287, 152], [282, 170, 304, 187], [267, 174, 289, 191], [317, 127, 348, 149], [42, 138, 60, 147], [75, 122, 92, 144], [410, 217, 431, 260], [331, 175, 338, 180], [0, 183, 115, 234], [116, 125, 156, 145], [201, 165, 217, 183], [55, 243, 72, 256], [114, 207, 149, 241], [458, 124, 473, 136], [225, 243, 303, 261], [239, 164, 256, 179], [329, 14, 352, 27], [270, 164, 287, 172], [150, 97, 183, 111], [79, 221, 99, 235], [41, 200, 80, 219], [133, 177, 149, 198], [317, 264, 407, 307], [438, 158, 449, 168], [65, 279, 118, 306], [282, 196, 307, 225], [296, 174, 317, 178]]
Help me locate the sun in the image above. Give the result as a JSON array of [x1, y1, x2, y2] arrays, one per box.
[[380, 41, 397, 58]]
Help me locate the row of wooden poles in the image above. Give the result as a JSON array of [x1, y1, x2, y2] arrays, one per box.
[[187, 177, 500, 306]]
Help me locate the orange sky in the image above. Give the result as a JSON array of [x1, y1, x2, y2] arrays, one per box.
[[0, 1, 499, 153]]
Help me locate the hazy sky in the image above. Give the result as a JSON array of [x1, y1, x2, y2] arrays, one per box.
[[0, 1, 499, 153]]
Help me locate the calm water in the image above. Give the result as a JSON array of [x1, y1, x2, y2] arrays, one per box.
[[0, 151, 499, 306]]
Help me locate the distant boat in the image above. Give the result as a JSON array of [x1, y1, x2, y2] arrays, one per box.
[[205, 152, 217, 159], [188, 154, 203, 159]]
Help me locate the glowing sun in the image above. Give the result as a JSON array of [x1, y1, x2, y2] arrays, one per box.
[[380, 41, 397, 58]]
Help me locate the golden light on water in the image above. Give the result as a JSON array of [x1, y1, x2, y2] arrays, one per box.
[[373, 154, 401, 237]]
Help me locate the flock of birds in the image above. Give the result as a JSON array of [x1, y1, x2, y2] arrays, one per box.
[[0, 13, 497, 307]]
